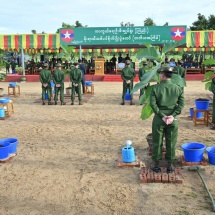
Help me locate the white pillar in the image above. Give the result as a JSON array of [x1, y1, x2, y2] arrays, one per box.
[[21, 49, 25, 76], [79, 45, 82, 60]]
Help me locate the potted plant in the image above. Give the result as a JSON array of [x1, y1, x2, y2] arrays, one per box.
[[15, 66, 26, 82], [131, 42, 186, 120], [0, 64, 7, 96]]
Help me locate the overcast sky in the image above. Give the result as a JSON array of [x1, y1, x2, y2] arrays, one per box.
[[0, 0, 214, 34]]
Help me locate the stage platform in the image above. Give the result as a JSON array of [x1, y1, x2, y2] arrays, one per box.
[[4, 73, 204, 82]]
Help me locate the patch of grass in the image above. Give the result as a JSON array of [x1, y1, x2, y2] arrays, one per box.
[[186, 192, 198, 198]]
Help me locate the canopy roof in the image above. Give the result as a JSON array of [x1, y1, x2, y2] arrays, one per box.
[[0, 34, 60, 50], [187, 31, 215, 47]]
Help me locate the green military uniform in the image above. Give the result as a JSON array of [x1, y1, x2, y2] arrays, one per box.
[[138, 62, 148, 97], [70, 66, 82, 104], [5, 61, 10, 74], [39, 68, 52, 104], [150, 80, 185, 164], [211, 78, 215, 128], [121, 62, 136, 105], [11, 61, 16, 74], [53, 66, 65, 104]]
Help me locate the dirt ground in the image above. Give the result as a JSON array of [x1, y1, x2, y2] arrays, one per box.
[[0, 81, 215, 215]]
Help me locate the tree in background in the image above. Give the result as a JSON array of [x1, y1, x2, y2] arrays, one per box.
[[190, 13, 208, 30], [120, 22, 134, 27], [31, 30, 37, 34], [208, 15, 215, 30], [144, 18, 156, 26], [56, 21, 87, 33]]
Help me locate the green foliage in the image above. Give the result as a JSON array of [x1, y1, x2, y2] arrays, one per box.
[[201, 59, 215, 91], [190, 13, 215, 30], [0, 73, 6, 81], [131, 42, 185, 120]]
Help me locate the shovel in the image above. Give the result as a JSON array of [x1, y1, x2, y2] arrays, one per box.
[[188, 166, 215, 212]]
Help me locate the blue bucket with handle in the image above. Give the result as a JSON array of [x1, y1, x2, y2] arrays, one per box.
[[0, 141, 10, 160], [125, 89, 131, 101], [0, 108, 5, 118], [122, 140, 135, 163]]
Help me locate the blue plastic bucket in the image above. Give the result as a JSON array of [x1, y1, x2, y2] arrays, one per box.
[[2, 138, 18, 154], [0, 141, 10, 160], [122, 146, 135, 162], [45, 93, 48, 100], [189, 108, 202, 118], [206, 146, 215, 165], [0, 108, 5, 118], [125, 89, 131, 101], [181, 142, 206, 162], [195, 99, 210, 110]]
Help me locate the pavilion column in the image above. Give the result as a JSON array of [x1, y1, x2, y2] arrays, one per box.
[[21, 49, 25, 76], [79, 45, 82, 60]]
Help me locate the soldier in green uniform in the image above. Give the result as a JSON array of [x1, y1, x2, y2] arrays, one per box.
[[210, 78, 215, 130], [150, 67, 185, 173], [11, 59, 16, 74], [5, 60, 10, 74], [70, 62, 83, 105], [138, 60, 148, 99], [53, 63, 66, 105], [174, 60, 186, 79], [120, 60, 136, 105], [39, 63, 52, 105]]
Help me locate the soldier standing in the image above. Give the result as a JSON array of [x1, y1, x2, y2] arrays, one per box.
[[39, 63, 52, 105], [11, 59, 16, 74], [150, 67, 185, 173], [138, 60, 148, 99], [120, 60, 136, 105], [70, 62, 83, 105], [53, 63, 66, 105], [78, 59, 86, 94]]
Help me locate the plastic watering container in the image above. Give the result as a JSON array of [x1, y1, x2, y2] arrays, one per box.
[[181, 142, 206, 162], [206, 146, 215, 165], [125, 89, 131, 101], [2, 138, 18, 154], [195, 99, 210, 110], [0, 141, 10, 160], [122, 140, 135, 163], [189, 108, 202, 118], [45, 93, 48, 100], [0, 108, 5, 118]]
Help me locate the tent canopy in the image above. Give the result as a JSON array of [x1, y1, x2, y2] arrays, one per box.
[[187, 31, 215, 47], [0, 34, 60, 50]]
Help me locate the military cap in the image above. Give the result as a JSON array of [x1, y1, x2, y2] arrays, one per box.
[[56, 63, 62, 67], [73, 62, 78, 66], [125, 60, 130, 65], [157, 66, 177, 73], [142, 60, 147, 65]]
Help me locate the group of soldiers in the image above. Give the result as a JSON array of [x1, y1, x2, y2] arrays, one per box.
[[40, 62, 84, 105]]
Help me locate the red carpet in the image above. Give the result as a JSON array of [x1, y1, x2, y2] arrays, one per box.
[[4, 74, 204, 82]]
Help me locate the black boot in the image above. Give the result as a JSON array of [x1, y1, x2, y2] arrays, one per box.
[[42, 100, 45, 105], [150, 162, 161, 173], [167, 162, 174, 173], [130, 100, 135, 105], [54, 101, 57, 105], [61, 101, 66, 105], [71, 101, 74, 105], [120, 100, 125, 105]]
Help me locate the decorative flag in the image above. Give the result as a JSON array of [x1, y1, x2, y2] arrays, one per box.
[[171, 27, 186, 41], [60, 29, 74, 43]]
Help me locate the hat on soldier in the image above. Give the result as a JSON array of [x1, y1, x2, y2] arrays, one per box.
[[125, 60, 130, 65], [157, 66, 177, 73], [56, 63, 61, 67], [73, 62, 78, 66]]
